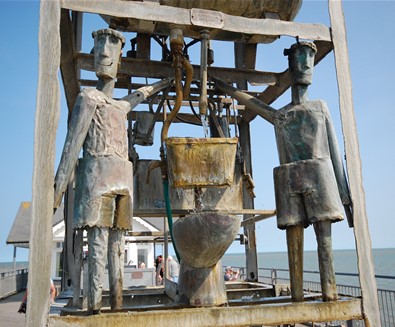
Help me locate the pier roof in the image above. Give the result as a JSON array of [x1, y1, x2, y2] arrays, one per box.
[[6, 202, 63, 248]]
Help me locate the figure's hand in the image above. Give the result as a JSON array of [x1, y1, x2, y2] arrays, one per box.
[[341, 194, 352, 206], [344, 203, 354, 228]]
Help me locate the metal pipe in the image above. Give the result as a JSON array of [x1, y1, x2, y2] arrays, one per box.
[[182, 57, 193, 100], [211, 76, 277, 124], [121, 78, 172, 110], [161, 27, 187, 144], [199, 30, 209, 117]]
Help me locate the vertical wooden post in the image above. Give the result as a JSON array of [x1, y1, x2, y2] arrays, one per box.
[[12, 246, 17, 274], [328, 1, 381, 326], [234, 42, 258, 281], [27, 0, 61, 325]]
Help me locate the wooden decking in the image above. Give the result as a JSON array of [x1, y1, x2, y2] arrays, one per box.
[[0, 291, 69, 326], [0, 292, 26, 327]]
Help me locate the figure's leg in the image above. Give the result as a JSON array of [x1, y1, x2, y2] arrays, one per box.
[[72, 228, 83, 308], [313, 220, 338, 301], [108, 228, 125, 310], [286, 224, 304, 302], [87, 226, 109, 314]]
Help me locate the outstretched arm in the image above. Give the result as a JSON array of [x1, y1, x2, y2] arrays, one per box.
[[54, 90, 98, 208], [211, 76, 276, 125], [121, 78, 172, 113]]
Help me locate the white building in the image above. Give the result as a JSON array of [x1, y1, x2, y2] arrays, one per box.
[[6, 202, 163, 281]]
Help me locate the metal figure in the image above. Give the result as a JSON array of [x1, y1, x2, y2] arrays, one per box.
[[54, 28, 170, 314], [213, 41, 352, 302]]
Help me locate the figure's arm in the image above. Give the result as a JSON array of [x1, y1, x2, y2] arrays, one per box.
[[121, 78, 172, 113], [322, 101, 353, 227], [54, 90, 98, 208], [211, 76, 276, 124]]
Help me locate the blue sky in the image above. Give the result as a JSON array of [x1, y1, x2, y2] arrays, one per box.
[[0, 1, 394, 262]]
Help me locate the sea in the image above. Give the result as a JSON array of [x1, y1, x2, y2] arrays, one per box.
[[221, 248, 395, 291], [1, 249, 394, 290]]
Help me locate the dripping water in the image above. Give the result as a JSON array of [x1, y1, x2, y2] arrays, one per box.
[[201, 115, 209, 138]]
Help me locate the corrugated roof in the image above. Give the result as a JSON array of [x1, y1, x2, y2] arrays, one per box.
[[6, 201, 64, 246]]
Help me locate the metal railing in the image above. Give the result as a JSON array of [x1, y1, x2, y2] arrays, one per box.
[[0, 268, 29, 299], [256, 267, 395, 327]]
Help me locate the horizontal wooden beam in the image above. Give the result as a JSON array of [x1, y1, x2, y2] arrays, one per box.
[[133, 209, 279, 218], [50, 298, 362, 326], [76, 54, 279, 86], [127, 231, 164, 237], [241, 211, 276, 226], [61, 0, 331, 42]]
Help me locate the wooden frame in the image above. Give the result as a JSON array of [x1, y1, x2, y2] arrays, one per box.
[[29, 1, 381, 326]]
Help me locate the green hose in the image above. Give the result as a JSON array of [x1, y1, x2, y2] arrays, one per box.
[[163, 179, 181, 263]]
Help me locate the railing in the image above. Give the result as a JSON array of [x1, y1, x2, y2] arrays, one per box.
[[256, 267, 395, 327], [0, 268, 28, 299]]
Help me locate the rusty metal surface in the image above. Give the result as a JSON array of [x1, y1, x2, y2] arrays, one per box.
[[173, 213, 241, 268], [160, 0, 302, 20], [166, 137, 238, 188], [134, 160, 243, 211], [63, 0, 332, 43]]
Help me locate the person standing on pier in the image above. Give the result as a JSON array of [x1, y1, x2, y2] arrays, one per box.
[[213, 41, 353, 302], [18, 279, 56, 313]]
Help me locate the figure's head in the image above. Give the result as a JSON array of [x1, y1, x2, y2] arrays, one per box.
[[284, 41, 317, 86], [92, 28, 125, 79]]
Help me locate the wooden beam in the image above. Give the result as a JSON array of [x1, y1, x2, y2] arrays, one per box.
[[128, 231, 164, 237], [49, 299, 362, 327], [28, 0, 61, 326], [76, 54, 279, 86], [234, 42, 258, 282], [133, 209, 275, 218], [136, 33, 151, 60], [240, 211, 276, 227], [328, 1, 381, 326], [60, 8, 80, 113], [61, 0, 331, 43]]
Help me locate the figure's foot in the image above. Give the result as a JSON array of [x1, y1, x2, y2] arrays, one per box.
[[322, 293, 338, 302], [88, 309, 101, 315]]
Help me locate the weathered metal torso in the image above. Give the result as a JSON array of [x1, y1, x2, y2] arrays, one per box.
[[83, 93, 129, 160], [74, 89, 133, 229], [274, 100, 332, 164]]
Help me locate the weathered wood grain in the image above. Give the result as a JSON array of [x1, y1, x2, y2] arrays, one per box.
[[28, 0, 61, 326], [328, 1, 381, 326], [60, 0, 331, 42]]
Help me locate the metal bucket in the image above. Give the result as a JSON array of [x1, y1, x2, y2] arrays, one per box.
[[165, 137, 238, 188], [134, 160, 243, 211]]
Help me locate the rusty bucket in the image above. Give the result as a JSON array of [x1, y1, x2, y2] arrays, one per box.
[[165, 137, 238, 188]]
